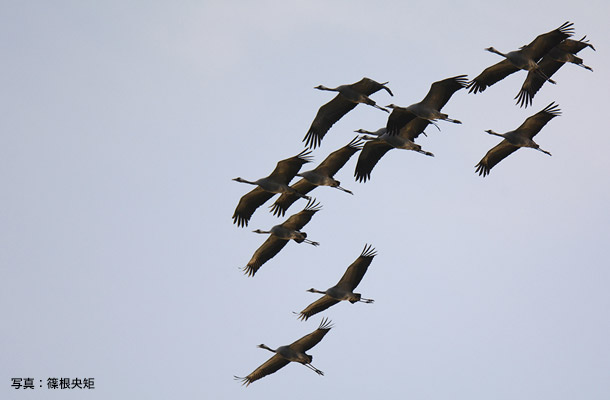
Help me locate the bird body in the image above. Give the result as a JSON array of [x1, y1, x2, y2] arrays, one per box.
[[386, 75, 468, 135], [297, 244, 377, 321], [303, 77, 393, 148], [232, 149, 313, 227], [235, 318, 333, 386], [354, 127, 434, 183], [468, 22, 574, 94], [475, 102, 560, 177], [244, 199, 321, 277], [270, 137, 363, 217]]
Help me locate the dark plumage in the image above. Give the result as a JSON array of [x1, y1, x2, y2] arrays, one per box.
[[515, 36, 595, 107], [386, 75, 468, 135], [303, 78, 393, 149], [475, 102, 560, 177], [243, 199, 321, 277], [232, 150, 313, 227], [297, 244, 377, 321], [235, 318, 333, 386], [354, 123, 434, 183], [270, 137, 363, 217]]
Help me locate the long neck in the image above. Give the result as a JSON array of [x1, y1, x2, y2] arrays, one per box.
[[259, 344, 276, 353], [317, 85, 338, 92], [486, 129, 504, 138], [309, 288, 326, 295], [488, 47, 506, 58], [233, 177, 256, 185]]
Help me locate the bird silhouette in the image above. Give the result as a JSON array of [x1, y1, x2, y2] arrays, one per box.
[[303, 77, 393, 149], [232, 149, 313, 227], [235, 318, 333, 386], [475, 102, 561, 177], [243, 199, 321, 277], [297, 244, 377, 321], [270, 137, 363, 217]]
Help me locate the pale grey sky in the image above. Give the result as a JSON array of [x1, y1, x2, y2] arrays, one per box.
[[2, 1, 610, 399]]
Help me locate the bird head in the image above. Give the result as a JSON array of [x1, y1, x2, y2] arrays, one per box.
[[252, 229, 264, 234], [232, 177, 243, 182], [354, 129, 368, 134], [314, 85, 328, 91], [485, 47, 497, 53], [306, 288, 316, 293]]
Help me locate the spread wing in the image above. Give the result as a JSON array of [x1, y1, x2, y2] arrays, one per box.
[[467, 59, 519, 94], [233, 187, 275, 227], [234, 354, 290, 386], [420, 75, 468, 110], [515, 102, 561, 139], [281, 199, 322, 231], [303, 95, 359, 149], [350, 77, 393, 96], [297, 296, 340, 321], [243, 236, 289, 277], [314, 137, 364, 177], [267, 149, 313, 185], [475, 140, 520, 177], [269, 179, 317, 217], [386, 107, 418, 136], [290, 317, 333, 353], [354, 140, 394, 183], [399, 117, 431, 141], [520, 21, 574, 61], [335, 244, 377, 291]]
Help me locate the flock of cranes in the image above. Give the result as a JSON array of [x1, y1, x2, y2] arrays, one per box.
[[232, 21, 594, 386]]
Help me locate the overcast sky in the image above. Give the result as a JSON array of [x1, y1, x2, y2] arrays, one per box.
[[2, 1, 610, 399]]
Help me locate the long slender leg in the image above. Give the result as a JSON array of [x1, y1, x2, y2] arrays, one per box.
[[304, 363, 324, 376]]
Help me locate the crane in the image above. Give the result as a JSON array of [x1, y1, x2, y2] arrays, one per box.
[[303, 77, 393, 149], [468, 22, 574, 94], [354, 125, 434, 183], [235, 317, 333, 386], [270, 137, 363, 217], [475, 102, 560, 177], [515, 36, 595, 107], [385, 75, 468, 135], [296, 244, 377, 321], [243, 199, 321, 277], [232, 149, 313, 227]]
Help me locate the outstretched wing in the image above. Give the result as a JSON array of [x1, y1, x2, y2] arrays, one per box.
[[520, 21, 574, 61], [354, 140, 394, 183], [335, 244, 377, 291], [515, 102, 561, 139], [234, 354, 290, 386], [304, 96, 359, 149], [398, 117, 431, 141], [467, 59, 519, 94], [290, 317, 334, 352], [297, 296, 340, 321], [386, 107, 418, 136], [420, 75, 468, 110], [269, 179, 317, 217], [233, 187, 275, 227], [267, 149, 313, 185], [350, 77, 393, 96], [516, 38, 593, 108], [314, 137, 364, 177], [475, 140, 520, 177], [243, 236, 289, 277], [281, 199, 322, 231], [515, 57, 564, 108]]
